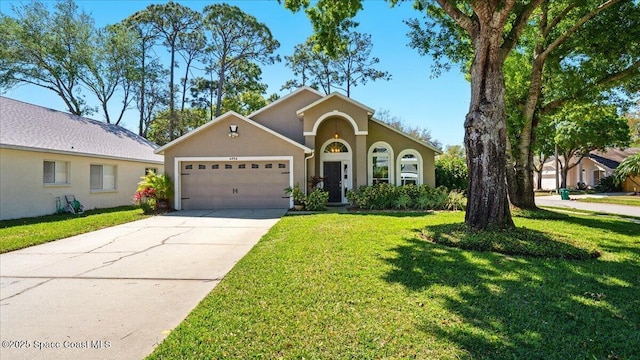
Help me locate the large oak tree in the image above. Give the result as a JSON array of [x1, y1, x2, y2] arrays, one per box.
[[285, 0, 547, 230]]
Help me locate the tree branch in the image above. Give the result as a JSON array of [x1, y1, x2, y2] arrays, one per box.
[[541, 59, 640, 115], [435, 0, 474, 34], [540, 0, 621, 60], [543, 3, 578, 38], [501, 0, 545, 58]]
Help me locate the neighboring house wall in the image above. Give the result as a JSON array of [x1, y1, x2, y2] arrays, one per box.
[[622, 176, 640, 192], [0, 148, 163, 220]]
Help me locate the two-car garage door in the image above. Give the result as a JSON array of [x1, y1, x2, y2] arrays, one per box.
[[180, 160, 291, 209]]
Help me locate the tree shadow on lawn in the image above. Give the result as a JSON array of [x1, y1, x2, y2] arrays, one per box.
[[514, 208, 640, 238], [382, 236, 640, 359]]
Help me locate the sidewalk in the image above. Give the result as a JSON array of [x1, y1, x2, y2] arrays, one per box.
[[535, 194, 640, 218]]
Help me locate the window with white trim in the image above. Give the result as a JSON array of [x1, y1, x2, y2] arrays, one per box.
[[400, 154, 419, 185], [90, 164, 116, 191], [368, 143, 393, 185], [397, 150, 423, 185], [43, 160, 69, 185]]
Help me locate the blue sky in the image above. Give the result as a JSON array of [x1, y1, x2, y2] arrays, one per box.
[[1, 0, 470, 147]]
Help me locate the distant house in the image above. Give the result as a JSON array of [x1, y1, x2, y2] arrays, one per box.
[[155, 87, 441, 210], [536, 148, 640, 191], [0, 97, 164, 220]]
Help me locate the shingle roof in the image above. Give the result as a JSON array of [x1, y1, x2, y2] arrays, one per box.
[[589, 148, 640, 169], [0, 97, 163, 164]]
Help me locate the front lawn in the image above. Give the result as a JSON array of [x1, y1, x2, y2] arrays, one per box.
[[576, 195, 640, 207], [0, 206, 149, 253], [149, 211, 639, 359]]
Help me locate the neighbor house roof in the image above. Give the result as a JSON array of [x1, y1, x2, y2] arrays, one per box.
[[0, 97, 163, 164], [589, 148, 640, 170]]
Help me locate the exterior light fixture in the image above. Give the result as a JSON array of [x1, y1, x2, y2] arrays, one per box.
[[229, 125, 239, 138], [333, 118, 339, 139]]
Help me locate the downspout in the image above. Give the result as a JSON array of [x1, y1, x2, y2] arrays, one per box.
[[304, 150, 315, 196]]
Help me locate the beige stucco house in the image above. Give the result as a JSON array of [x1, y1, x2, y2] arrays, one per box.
[[536, 148, 640, 191], [155, 87, 441, 210], [0, 97, 164, 220]]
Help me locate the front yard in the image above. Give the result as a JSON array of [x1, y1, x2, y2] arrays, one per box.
[[148, 211, 639, 359], [0, 206, 149, 253]]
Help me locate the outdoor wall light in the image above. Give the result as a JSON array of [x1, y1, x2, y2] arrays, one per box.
[[229, 125, 239, 138]]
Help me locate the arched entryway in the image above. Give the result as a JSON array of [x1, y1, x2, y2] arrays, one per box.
[[320, 138, 352, 203]]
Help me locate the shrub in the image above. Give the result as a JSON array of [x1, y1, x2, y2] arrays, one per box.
[[435, 157, 468, 192], [594, 175, 621, 193], [445, 190, 467, 211], [305, 189, 329, 211], [347, 184, 465, 211]]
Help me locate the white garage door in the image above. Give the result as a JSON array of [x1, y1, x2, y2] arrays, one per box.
[[180, 160, 291, 209]]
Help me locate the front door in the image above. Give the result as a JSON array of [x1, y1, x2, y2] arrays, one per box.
[[323, 161, 342, 202]]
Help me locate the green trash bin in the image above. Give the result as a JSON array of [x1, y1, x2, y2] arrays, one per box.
[[559, 188, 570, 200]]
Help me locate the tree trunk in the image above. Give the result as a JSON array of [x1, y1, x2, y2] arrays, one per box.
[[464, 23, 514, 230], [215, 67, 225, 118], [561, 165, 569, 189], [536, 167, 543, 190], [169, 43, 177, 140]]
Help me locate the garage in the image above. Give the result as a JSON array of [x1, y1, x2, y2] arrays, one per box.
[[179, 159, 291, 209]]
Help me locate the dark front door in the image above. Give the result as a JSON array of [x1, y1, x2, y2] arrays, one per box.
[[323, 161, 342, 202]]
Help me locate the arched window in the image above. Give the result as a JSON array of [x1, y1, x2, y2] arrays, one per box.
[[368, 142, 394, 185], [323, 141, 348, 153], [397, 150, 423, 185]]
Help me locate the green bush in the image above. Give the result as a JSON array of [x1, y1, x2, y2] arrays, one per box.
[[347, 184, 465, 211], [594, 175, 621, 193], [305, 189, 329, 211], [435, 157, 468, 192]]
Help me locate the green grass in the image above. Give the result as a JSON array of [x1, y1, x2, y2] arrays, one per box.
[[576, 195, 640, 207], [0, 206, 149, 253], [148, 211, 639, 359]]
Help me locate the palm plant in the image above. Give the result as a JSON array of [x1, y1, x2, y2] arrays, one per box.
[[614, 153, 640, 189]]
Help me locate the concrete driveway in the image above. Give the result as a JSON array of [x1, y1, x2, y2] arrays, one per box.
[[0, 209, 285, 360]]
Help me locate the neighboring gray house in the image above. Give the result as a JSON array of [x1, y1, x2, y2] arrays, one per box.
[[0, 97, 164, 220]]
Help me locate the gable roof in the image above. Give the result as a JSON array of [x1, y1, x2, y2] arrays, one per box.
[[370, 117, 443, 154], [0, 97, 163, 164], [247, 86, 324, 119], [296, 91, 375, 117], [589, 148, 640, 170], [154, 111, 313, 154]]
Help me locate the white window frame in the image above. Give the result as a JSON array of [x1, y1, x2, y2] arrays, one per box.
[[90, 164, 117, 192], [368, 141, 394, 185], [43, 160, 70, 186], [396, 149, 423, 185]]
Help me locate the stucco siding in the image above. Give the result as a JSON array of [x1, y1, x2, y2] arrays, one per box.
[[251, 90, 322, 144], [162, 115, 307, 204], [302, 96, 369, 134], [367, 121, 437, 186], [0, 148, 164, 220]]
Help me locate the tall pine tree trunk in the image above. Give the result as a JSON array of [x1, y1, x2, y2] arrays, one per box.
[[464, 20, 514, 230]]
